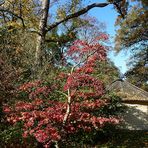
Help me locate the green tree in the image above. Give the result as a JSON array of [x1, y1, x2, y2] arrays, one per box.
[[0, 0, 128, 83], [115, 0, 148, 90], [115, 0, 147, 51], [95, 59, 120, 85], [125, 48, 148, 91]]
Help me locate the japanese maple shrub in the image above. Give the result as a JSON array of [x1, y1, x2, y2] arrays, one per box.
[[3, 34, 120, 148]]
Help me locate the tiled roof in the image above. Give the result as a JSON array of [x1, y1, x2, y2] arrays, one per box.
[[106, 80, 148, 101]]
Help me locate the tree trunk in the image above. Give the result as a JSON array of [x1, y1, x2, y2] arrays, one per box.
[[35, 0, 50, 69]]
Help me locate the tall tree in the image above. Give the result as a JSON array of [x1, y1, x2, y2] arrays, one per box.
[[95, 59, 120, 85], [34, 0, 125, 69], [0, 0, 125, 74], [115, 0, 148, 89], [115, 0, 147, 51], [35, 0, 50, 68], [125, 48, 148, 91]]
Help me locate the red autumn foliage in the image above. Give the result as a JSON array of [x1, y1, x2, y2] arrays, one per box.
[[3, 35, 120, 147], [18, 81, 52, 99], [3, 99, 119, 146], [64, 73, 104, 99], [65, 38, 107, 64]]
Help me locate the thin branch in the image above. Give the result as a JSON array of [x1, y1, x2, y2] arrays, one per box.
[[28, 29, 41, 35], [55, 90, 68, 97], [45, 38, 60, 43], [0, 8, 25, 27], [142, 34, 148, 40], [63, 47, 101, 125], [54, 141, 59, 148], [46, 2, 110, 32], [45, 38, 71, 44], [0, 0, 5, 6], [72, 49, 98, 71], [113, 2, 125, 19], [63, 89, 71, 125], [2, 10, 6, 23]]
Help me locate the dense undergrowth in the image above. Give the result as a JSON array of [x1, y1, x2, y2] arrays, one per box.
[[0, 37, 125, 148]]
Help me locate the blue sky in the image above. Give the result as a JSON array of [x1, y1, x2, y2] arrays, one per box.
[[86, 0, 130, 74], [50, 0, 130, 74]]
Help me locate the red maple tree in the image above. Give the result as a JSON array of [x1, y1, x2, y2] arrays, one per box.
[[3, 34, 120, 147]]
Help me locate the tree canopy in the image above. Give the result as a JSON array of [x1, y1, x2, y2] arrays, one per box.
[[115, 0, 148, 90]]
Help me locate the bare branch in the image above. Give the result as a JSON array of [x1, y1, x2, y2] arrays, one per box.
[[113, 2, 125, 19], [27, 29, 40, 35], [45, 38, 72, 44], [0, 0, 5, 6], [45, 38, 60, 43], [72, 48, 99, 72], [46, 2, 110, 32], [0, 8, 25, 27]]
